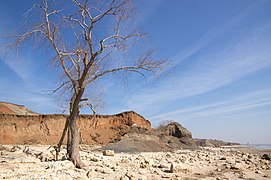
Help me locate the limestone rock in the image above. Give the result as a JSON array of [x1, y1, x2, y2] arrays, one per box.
[[103, 150, 114, 156], [10, 146, 21, 152], [169, 162, 174, 173]]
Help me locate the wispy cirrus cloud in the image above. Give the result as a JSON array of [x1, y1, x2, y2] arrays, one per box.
[[157, 0, 267, 74], [0, 56, 60, 113], [149, 89, 271, 121], [3, 56, 36, 83], [126, 22, 271, 113]]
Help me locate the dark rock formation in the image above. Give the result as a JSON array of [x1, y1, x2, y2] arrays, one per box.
[[262, 154, 271, 160], [103, 122, 198, 152], [156, 122, 192, 138], [156, 122, 198, 150]]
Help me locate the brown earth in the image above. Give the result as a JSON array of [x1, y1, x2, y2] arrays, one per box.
[[0, 102, 38, 115], [0, 111, 151, 145], [0, 102, 238, 152]]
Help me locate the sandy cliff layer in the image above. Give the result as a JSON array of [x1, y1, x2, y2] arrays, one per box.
[[0, 111, 151, 145], [0, 102, 38, 115]]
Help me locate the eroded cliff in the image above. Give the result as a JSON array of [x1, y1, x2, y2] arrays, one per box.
[[0, 111, 151, 145]]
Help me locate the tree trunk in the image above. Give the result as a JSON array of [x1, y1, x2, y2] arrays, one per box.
[[55, 118, 69, 160], [67, 118, 72, 155], [67, 115, 86, 169], [66, 88, 86, 169]]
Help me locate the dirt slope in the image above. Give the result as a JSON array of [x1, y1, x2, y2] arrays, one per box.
[[0, 102, 38, 115]]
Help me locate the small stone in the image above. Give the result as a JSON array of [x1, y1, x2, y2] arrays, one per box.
[[166, 153, 172, 158], [10, 146, 21, 152], [140, 162, 147, 168], [220, 157, 226, 160], [121, 158, 129, 163], [0, 145, 8, 151], [126, 171, 135, 179], [95, 167, 105, 173], [120, 175, 129, 180], [152, 169, 162, 175], [86, 170, 97, 178], [61, 155, 67, 161], [161, 173, 171, 178], [169, 162, 174, 173], [230, 164, 240, 170], [103, 150, 114, 156], [23, 147, 33, 155], [138, 176, 148, 180], [158, 164, 167, 168], [262, 154, 271, 160], [89, 156, 99, 162], [60, 161, 75, 170]]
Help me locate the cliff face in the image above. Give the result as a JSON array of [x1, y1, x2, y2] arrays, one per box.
[[0, 111, 151, 145], [0, 102, 38, 115]]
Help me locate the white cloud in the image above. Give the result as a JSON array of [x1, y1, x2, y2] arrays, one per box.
[[156, 0, 266, 75], [126, 22, 271, 113], [1, 55, 60, 113], [3, 55, 35, 83], [149, 89, 271, 121]]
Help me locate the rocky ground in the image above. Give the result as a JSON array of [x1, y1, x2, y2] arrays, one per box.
[[0, 145, 270, 179]]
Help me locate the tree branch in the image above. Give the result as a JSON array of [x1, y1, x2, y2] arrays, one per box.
[[50, 81, 71, 94]]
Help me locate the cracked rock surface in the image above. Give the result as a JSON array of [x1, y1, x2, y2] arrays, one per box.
[[0, 145, 270, 179]]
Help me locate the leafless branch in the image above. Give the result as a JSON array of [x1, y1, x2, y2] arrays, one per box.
[[79, 101, 96, 114], [50, 81, 71, 94], [5, 0, 166, 169]]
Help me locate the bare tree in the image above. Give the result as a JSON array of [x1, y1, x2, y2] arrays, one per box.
[[10, 0, 165, 169]]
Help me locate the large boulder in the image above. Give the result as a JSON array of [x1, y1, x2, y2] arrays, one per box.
[[157, 122, 192, 138], [156, 122, 198, 149]]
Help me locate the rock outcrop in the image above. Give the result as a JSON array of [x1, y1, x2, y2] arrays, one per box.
[[103, 122, 198, 152], [157, 122, 192, 138], [0, 111, 151, 145], [156, 122, 198, 149]]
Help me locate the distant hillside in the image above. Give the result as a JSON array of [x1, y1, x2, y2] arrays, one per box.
[[0, 102, 38, 115], [194, 138, 240, 147]]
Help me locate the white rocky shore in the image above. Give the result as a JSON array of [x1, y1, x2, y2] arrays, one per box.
[[0, 145, 270, 179]]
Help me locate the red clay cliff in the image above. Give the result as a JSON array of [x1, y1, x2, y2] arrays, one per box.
[[0, 102, 151, 145]]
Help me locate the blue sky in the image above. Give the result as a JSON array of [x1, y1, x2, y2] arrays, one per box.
[[1, 0, 271, 144]]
